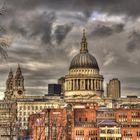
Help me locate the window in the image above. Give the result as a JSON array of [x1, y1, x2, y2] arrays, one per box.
[[19, 106, 22, 110], [35, 106, 38, 110], [124, 130, 132, 136], [76, 130, 84, 136], [137, 131, 140, 136], [32, 106, 34, 110], [24, 106, 26, 110], [28, 106, 30, 110], [40, 106, 42, 110]]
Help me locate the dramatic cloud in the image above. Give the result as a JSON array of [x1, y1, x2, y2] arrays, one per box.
[[54, 24, 73, 44], [126, 30, 140, 52], [9, 11, 56, 45], [90, 23, 124, 37], [0, 0, 140, 99], [6, 0, 140, 18]]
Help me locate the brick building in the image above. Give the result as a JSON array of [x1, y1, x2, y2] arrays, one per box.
[[29, 108, 68, 140], [28, 106, 140, 140], [73, 107, 98, 140], [116, 108, 140, 140]]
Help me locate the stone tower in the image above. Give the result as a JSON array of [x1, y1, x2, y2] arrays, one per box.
[[4, 65, 25, 100], [13, 64, 25, 98], [5, 68, 14, 100], [107, 78, 121, 98]]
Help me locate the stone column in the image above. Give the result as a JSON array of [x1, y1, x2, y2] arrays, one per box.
[[65, 80, 67, 91], [80, 79, 85, 90], [91, 79, 93, 90], [73, 79, 75, 90], [94, 79, 96, 90], [68, 81, 70, 90], [100, 80, 102, 90], [93, 79, 95, 90], [70, 80, 72, 90], [76, 79, 78, 90], [97, 80, 99, 90], [101, 80, 103, 90], [78, 79, 80, 90], [87, 79, 90, 90], [97, 80, 100, 90]]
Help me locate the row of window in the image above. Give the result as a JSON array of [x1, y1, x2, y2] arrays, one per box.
[[70, 69, 98, 75], [132, 112, 140, 117], [100, 138, 121, 140], [100, 129, 121, 134], [97, 112, 114, 118], [76, 130, 98, 136], [118, 118, 127, 122], [89, 130, 98, 135], [76, 130, 84, 136], [19, 106, 43, 110], [124, 130, 140, 136], [76, 138, 97, 140], [18, 105, 56, 110], [19, 111, 36, 116]]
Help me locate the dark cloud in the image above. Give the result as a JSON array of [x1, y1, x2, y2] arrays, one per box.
[[112, 23, 125, 33], [0, 0, 140, 99], [126, 30, 140, 52], [30, 12, 56, 44], [91, 25, 113, 37], [90, 23, 124, 37], [10, 20, 28, 37], [54, 24, 73, 44], [9, 11, 56, 45], [0, 27, 6, 36], [7, 0, 140, 17]]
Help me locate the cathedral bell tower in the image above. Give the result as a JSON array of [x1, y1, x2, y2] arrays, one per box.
[[4, 65, 25, 100], [4, 68, 14, 100], [13, 64, 25, 98]]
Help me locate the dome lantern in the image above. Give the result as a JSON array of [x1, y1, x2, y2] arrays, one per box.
[[80, 29, 88, 53]]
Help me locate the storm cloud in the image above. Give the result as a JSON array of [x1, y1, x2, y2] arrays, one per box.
[[54, 24, 73, 44], [90, 23, 124, 38], [6, 0, 140, 17], [0, 1, 140, 98], [126, 30, 140, 52]]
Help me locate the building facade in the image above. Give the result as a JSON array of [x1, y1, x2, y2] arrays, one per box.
[[107, 78, 121, 98], [28, 106, 140, 140]]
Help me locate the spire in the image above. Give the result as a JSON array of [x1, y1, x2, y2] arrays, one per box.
[[8, 68, 13, 78], [17, 64, 21, 73], [15, 64, 22, 78], [80, 29, 88, 53]]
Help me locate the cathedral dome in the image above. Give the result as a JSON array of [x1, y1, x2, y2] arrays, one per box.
[[69, 52, 99, 70], [69, 30, 99, 70]]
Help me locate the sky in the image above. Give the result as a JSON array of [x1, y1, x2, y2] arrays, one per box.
[[0, 0, 140, 99]]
